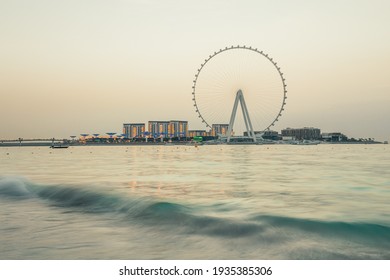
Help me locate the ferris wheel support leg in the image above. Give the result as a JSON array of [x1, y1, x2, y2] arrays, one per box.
[[227, 91, 241, 142], [238, 91, 253, 142], [227, 90, 257, 143], [239, 91, 257, 142]]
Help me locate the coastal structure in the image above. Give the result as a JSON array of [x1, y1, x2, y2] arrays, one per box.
[[281, 127, 321, 140], [261, 130, 280, 140], [211, 124, 229, 137], [90, 121, 381, 144], [188, 130, 207, 137], [148, 121, 170, 138], [168, 120, 188, 138], [321, 132, 347, 142], [124, 121, 187, 138], [123, 123, 145, 138], [244, 130, 280, 140]]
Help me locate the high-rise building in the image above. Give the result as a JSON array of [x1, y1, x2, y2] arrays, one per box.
[[123, 123, 145, 138], [148, 121, 170, 138], [281, 127, 321, 140], [168, 120, 188, 138], [211, 124, 229, 137]]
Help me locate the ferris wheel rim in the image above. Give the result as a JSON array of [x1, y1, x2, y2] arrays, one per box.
[[192, 45, 287, 132]]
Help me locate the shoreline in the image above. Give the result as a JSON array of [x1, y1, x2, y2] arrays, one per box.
[[0, 141, 385, 147]]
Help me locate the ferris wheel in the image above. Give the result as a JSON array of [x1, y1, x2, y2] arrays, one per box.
[[192, 45, 287, 142]]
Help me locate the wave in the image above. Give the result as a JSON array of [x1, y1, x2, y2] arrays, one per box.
[[250, 215, 390, 245], [1, 176, 390, 249], [0, 176, 33, 198]]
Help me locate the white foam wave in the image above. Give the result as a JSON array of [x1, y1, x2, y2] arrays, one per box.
[[0, 176, 32, 198]]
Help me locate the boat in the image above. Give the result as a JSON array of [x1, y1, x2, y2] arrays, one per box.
[[292, 140, 320, 145], [50, 142, 69, 149]]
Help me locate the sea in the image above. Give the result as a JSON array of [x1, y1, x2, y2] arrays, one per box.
[[0, 144, 389, 260]]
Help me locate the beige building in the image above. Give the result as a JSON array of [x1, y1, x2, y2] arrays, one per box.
[[211, 124, 229, 137], [148, 121, 170, 138], [123, 123, 145, 138], [168, 120, 188, 138], [188, 130, 208, 137]]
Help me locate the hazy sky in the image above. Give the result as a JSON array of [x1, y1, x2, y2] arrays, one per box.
[[1, 0, 389, 141]]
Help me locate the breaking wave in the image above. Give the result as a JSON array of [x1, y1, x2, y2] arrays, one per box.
[[1, 176, 389, 259]]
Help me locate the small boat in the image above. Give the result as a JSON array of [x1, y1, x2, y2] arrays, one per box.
[[50, 142, 69, 149], [292, 140, 320, 145]]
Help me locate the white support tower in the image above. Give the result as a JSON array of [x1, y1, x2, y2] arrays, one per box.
[[226, 90, 257, 143]]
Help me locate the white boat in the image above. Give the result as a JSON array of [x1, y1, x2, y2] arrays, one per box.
[[293, 140, 320, 145], [50, 142, 69, 149]]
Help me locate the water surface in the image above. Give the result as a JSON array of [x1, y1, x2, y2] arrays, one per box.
[[1, 144, 389, 259]]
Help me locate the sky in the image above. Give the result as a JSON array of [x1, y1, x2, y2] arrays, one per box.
[[1, 0, 389, 141]]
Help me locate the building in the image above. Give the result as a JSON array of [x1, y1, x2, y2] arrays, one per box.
[[321, 132, 347, 142], [211, 124, 229, 137], [243, 130, 280, 140], [148, 121, 170, 138], [188, 130, 208, 138], [281, 127, 321, 140], [123, 123, 145, 138], [168, 120, 188, 138], [262, 130, 281, 140]]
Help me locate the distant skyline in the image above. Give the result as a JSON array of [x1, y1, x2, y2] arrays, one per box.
[[1, 0, 389, 141]]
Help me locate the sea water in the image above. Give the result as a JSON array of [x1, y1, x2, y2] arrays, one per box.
[[0, 144, 389, 259]]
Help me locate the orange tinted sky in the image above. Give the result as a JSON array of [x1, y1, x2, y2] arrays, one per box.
[[1, 0, 389, 141]]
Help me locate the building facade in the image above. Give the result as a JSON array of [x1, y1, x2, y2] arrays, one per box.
[[148, 121, 170, 138], [321, 132, 347, 142], [188, 130, 208, 137], [244, 130, 280, 140], [281, 127, 321, 140], [168, 120, 188, 138], [211, 124, 229, 137], [123, 123, 145, 138]]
